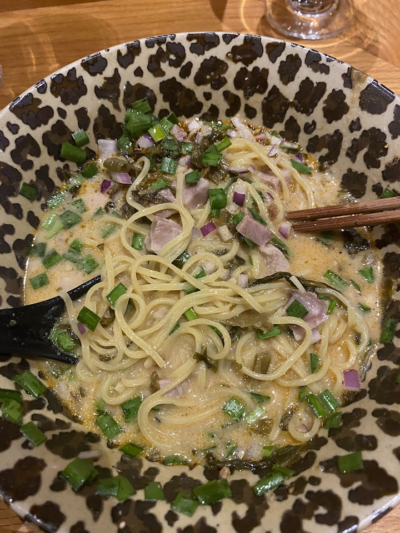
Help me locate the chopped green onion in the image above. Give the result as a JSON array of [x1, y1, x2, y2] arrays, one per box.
[[49, 326, 77, 354], [243, 236, 255, 249], [291, 160, 312, 174], [337, 451, 364, 474], [245, 405, 265, 425], [96, 475, 135, 501], [81, 163, 98, 178], [298, 387, 308, 402], [164, 455, 188, 465], [232, 211, 245, 225], [271, 236, 293, 259], [262, 445, 276, 457], [327, 299, 337, 315], [160, 157, 178, 175], [253, 472, 285, 496], [121, 396, 141, 423], [150, 178, 170, 191], [60, 210, 82, 229], [323, 270, 349, 289], [310, 353, 319, 374], [324, 412, 342, 429], [185, 169, 200, 185], [148, 123, 168, 143], [182, 142, 193, 154], [125, 111, 153, 138], [64, 249, 82, 263], [166, 112, 179, 124], [101, 223, 117, 239], [29, 273, 50, 290], [162, 138, 180, 157], [145, 481, 165, 501], [13, 371, 46, 398], [202, 144, 222, 166], [60, 458, 98, 491], [93, 207, 104, 218], [185, 267, 206, 295], [43, 214, 64, 239], [43, 250, 62, 269], [0, 388, 23, 404], [20, 421, 47, 446], [209, 188, 227, 209], [380, 318, 398, 343], [305, 394, 328, 418], [96, 412, 121, 440], [249, 392, 270, 403], [30, 242, 47, 258], [119, 442, 144, 458], [171, 491, 200, 517], [131, 233, 144, 250], [286, 299, 308, 319], [248, 207, 266, 225], [222, 397, 245, 421], [1, 398, 23, 425], [19, 183, 37, 202], [72, 129, 89, 147], [47, 191, 65, 209], [380, 188, 397, 199], [225, 445, 238, 458], [318, 230, 335, 247], [271, 464, 294, 478], [71, 198, 87, 213], [193, 479, 232, 505], [350, 279, 361, 293], [318, 389, 339, 413], [257, 325, 281, 339], [159, 117, 174, 133], [60, 142, 86, 164], [184, 308, 198, 321], [170, 322, 180, 334], [131, 97, 151, 114], [359, 267, 374, 284], [173, 251, 191, 268], [77, 306, 101, 332], [216, 137, 232, 152], [118, 135, 131, 152], [107, 283, 127, 306], [358, 303, 372, 313], [77, 255, 99, 274]]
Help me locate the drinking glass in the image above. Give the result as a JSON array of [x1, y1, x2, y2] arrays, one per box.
[[265, 0, 354, 40]]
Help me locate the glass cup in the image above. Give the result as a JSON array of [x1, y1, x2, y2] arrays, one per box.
[[265, 0, 354, 40]]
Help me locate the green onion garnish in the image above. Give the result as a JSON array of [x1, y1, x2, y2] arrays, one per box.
[[164, 455, 188, 465], [60, 458, 98, 491], [245, 406, 265, 425], [291, 160, 312, 174], [101, 223, 117, 239], [72, 129, 89, 147], [182, 142, 193, 154], [380, 318, 398, 343], [160, 157, 178, 175], [131, 233, 144, 250], [19, 183, 37, 202], [350, 279, 361, 293], [173, 251, 191, 268], [271, 236, 293, 259], [358, 303, 372, 313], [121, 396, 141, 423], [71, 198, 87, 213], [118, 135, 131, 152], [216, 137, 232, 152], [249, 392, 270, 403], [43, 250, 62, 269], [380, 188, 397, 199], [13, 371, 46, 398], [318, 230, 335, 247], [318, 389, 339, 413], [253, 472, 285, 496], [148, 123, 168, 143], [257, 325, 281, 339], [262, 445, 276, 457], [150, 178, 170, 191], [131, 97, 151, 114], [69, 239, 84, 253], [208, 188, 227, 210], [107, 283, 127, 306], [171, 491, 200, 517], [145, 481, 165, 501], [30, 242, 47, 257], [185, 169, 200, 185], [29, 273, 50, 290], [298, 387, 308, 402], [49, 326, 77, 354], [305, 394, 328, 418], [77, 255, 99, 274], [60, 142, 86, 164], [248, 207, 266, 225], [337, 451, 364, 474], [271, 464, 294, 478], [243, 236, 255, 249], [222, 397, 245, 421], [96, 475, 135, 501], [96, 412, 121, 440], [286, 299, 308, 319], [81, 163, 98, 178], [20, 421, 47, 446], [324, 412, 342, 429], [359, 267, 374, 283], [60, 210, 82, 229], [1, 398, 23, 425], [202, 144, 222, 166], [327, 299, 337, 315], [43, 214, 64, 239], [170, 322, 180, 334], [310, 353, 319, 374], [184, 308, 198, 321], [47, 191, 65, 209], [185, 267, 206, 295], [323, 270, 349, 289], [232, 211, 245, 225], [0, 388, 23, 404], [119, 442, 144, 458], [159, 117, 174, 133], [77, 306, 101, 332], [125, 110, 153, 138], [193, 479, 232, 505]]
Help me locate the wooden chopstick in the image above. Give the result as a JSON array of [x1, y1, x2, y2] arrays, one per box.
[[286, 197, 400, 232]]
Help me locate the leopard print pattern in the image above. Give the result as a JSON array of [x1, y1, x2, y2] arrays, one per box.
[[0, 33, 399, 533]]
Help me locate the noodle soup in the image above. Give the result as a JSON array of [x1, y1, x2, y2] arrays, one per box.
[[25, 105, 383, 464]]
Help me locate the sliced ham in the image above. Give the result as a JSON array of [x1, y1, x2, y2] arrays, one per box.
[[255, 170, 281, 190], [183, 177, 210, 209], [259, 244, 290, 274], [290, 325, 321, 344], [171, 124, 187, 142], [286, 291, 328, 329], [145, 216, 182, 254], [237, 215, 272, 247], [156, 189, 175, 203]]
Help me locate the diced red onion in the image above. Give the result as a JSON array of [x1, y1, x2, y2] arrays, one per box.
[[263, 192, 274, 203], [233, 191, 246, 206], [343, 369, 361, 390], [255, 132, 268, 141], [218, 225, 233, 242], [137, 134, 155, 149], [229, 166, 249, 173], [227, 129, 238, 138], [295, 153, 304, 162], [171, 124, 187, 142], [226, 202, 240, 214], [221, 269, 230, 280], [281, 141, 298, 150], [201, 124, 213, 137], [238, 274, 248, 288], [111, 172, 132, 185], [200, 221, 217, 237], [268, 145, 279, 157], [190, 227, 202, 242], [77, 322, 87, 335], [311, 328, 321, 344], [101, 179, 112, 193], [179, 155, 192, 167], [231, 116, 254, 141], [195, 132, 202, 143], [98, 139, 118, 159], [279, 222, 292, 239], [203, 261, 218, 275], [188, 119, 202, 132]]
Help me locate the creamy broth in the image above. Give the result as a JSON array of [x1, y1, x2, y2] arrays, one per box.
[[25, 113, 382, 464]]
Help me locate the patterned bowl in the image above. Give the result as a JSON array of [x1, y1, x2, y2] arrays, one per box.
[[0, 32, 399, 533]]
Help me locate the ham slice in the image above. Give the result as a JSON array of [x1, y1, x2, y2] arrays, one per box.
[[237, 216, 272, 247], [145, 216, 182, 254], [156, 189, 176, 203], [171, 124, 187, 142], [259, 244, 290, 274], [183, 177, 210, 209], [255, 170, 281, 190]]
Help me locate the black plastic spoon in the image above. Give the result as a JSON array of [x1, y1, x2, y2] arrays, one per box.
[[0, 276, 101, 365]]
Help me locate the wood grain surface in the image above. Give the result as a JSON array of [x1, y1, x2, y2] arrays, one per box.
[[0, 0, 400, 531]]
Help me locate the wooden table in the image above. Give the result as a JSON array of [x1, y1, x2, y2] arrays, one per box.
[[0, 0, 399, 531]]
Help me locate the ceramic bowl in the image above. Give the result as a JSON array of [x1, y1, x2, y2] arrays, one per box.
[[0, 32, 400, 533]]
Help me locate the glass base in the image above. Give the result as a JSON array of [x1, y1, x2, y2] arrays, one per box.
[[265, 0, 354, 40]]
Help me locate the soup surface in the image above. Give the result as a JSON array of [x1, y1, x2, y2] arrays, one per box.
[[25, 108, 383, 464]]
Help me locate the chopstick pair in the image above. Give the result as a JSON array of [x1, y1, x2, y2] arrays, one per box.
[[286, 196, 400, 232]]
